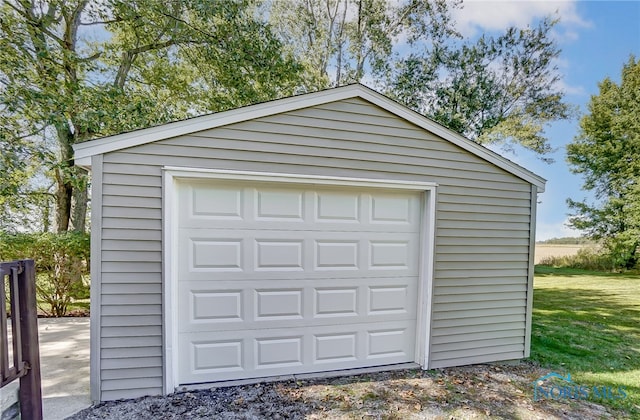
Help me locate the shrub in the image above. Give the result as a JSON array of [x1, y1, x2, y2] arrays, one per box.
[[0, 231, 90, 316]]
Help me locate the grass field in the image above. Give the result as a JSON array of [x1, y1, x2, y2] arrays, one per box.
[[532, 266, 640, 416]]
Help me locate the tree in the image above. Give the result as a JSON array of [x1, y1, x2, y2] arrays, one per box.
[[268, 0, 458, 88], [391, 17, 571, 160], [269, 1, 570, 161], [0, 0, 302, 233], [566, 57, 640, 269], [2, 0, 574, 233]]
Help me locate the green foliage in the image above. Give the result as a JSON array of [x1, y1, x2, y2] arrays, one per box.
[[2, 0, 573, 233], [566, 57, 640, 269], [537, 236, 594, 245], [0, 0, 303, 233], [0, 114, 54, 232], [269, 0, 458, 88], [391, 17, 571, 160], [270, 1, 569, 160], [537, 247, 626, 272], [0, 232, 90, 316]]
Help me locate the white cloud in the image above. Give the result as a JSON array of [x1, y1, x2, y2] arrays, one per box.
[[453, 0, 591, 38], [556, 78, 587, 96], [536, 219, 582, 241]]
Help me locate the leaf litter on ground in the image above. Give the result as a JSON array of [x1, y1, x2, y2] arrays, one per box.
[[68, 362, 618, 420]]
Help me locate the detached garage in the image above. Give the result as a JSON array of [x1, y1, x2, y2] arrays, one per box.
[[73, 84, 545, 402]]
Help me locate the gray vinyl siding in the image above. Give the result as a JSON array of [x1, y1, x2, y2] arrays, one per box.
[[97, 97, 533, 399]]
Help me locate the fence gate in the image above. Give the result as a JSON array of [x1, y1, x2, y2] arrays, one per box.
[[1, 260, 43, 420]]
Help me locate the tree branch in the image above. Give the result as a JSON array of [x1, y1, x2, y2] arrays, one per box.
[[78, 51, 102, 62], [7, 1, 66, 49], [114, 39, 177, 88], [79, 18, 122, 26]]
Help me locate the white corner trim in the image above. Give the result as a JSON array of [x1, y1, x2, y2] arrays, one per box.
[[524, 185, 538, 358], [161, 167, 437, 392], [416, 188, 437, 369], [162, 170, 180, 394], [75, 156, 92, 169], [89, 155, 103, 402]]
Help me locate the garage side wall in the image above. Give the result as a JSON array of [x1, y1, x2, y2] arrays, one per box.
[[97, 98, 533, 400]]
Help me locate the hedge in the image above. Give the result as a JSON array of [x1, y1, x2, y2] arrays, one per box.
[[0, 231, 90, 316]]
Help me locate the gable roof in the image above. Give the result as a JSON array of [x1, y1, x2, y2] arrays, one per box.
[[73, 84, 545, 191]]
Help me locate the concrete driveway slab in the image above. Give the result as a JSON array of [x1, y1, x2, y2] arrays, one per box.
[[1, 317, 90, 420], [40, 318, 90, 420]]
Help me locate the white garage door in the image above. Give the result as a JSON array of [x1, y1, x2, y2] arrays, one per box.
[[176, 179, 422, 385]]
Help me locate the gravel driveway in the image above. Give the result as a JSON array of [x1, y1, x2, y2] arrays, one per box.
[[68, 363, 615, 419]]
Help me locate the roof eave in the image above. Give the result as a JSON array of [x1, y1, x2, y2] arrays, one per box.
[[72, 84, 546, 191], [72, 85, 364, 160], [355, 88, 547, 192]]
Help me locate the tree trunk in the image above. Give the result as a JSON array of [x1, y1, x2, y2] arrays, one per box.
[[54, 174, 73, 233], [42, 198, 50, 233], [71, 167, 88, 233], [54, 125, 76, 233], [624, 242, 639, 270]]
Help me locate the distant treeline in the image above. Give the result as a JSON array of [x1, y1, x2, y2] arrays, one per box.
[[537, 237, 594, 245]]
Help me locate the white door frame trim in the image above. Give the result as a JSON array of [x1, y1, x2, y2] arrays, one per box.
[[162, 167, 437, 393]]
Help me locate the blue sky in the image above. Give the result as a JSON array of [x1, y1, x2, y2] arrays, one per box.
[[454, 1, 640, 240]]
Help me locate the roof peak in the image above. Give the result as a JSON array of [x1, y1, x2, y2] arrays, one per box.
[[72, 84, 545, 190]]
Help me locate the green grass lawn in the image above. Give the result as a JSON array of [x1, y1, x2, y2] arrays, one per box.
[[532, 266, 640, 416]]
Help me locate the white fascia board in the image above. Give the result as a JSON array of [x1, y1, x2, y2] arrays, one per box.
[[72, 83, 546, 191], [356, 88, 547, 192], [75, 155, 92, 169], [72, 85, 364, 160]]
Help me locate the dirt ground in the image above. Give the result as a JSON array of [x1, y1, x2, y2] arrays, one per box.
[[68, 362, 619, 419]]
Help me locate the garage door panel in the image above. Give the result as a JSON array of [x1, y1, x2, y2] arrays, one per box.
[[178, 279, 417, 333], [369, 240, 413, 270], [190, 289, 244, 322], [179, 184, 421, 232], [370, 194, 416, 224], [368, 285, 413, 315], [255, 189, 305, 221], [314, 240, 360, 270], [190, 239, 243, 271], [190, 339, 244, 374], [255, 239, 304, 271], [315, 191, 360, 222], [255, 289, 304, 320], [176, 181, 422, 386], [367, 328, 412, 358], [179, 230, 419, 277], [314, 333, 357, 363], [188, 184, 245, 220], [314, 287, 358, 316], [178, 320, 416, 384]]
